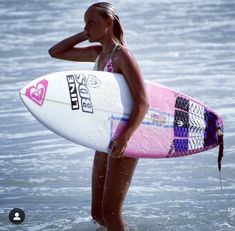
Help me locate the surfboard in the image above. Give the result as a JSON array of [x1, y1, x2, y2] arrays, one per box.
[[19, 70, 223, 159]]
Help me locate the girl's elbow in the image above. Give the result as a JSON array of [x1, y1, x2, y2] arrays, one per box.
[[48, 48, 56, 57], [144, 99, 149, 111], [139, 98, 149, 112], [48, 47, 61, 58]]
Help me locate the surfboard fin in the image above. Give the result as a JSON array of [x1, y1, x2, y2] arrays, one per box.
[[217, 128, 224, 171]]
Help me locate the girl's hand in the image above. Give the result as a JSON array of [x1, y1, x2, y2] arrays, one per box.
[[108, 136, 128, 159]]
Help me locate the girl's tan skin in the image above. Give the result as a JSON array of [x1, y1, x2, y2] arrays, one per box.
[[48, 3, 149, 231]]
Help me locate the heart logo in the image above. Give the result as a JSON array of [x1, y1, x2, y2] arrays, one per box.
[[25, 79, 48, 106]]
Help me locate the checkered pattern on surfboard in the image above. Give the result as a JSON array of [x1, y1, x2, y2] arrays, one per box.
[[169, 96, 207, 157]]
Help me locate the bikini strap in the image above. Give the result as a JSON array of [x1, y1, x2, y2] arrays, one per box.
[[94, 44, 120, 72], [106, 44, 119, 72], [110, 44, 119, 57]]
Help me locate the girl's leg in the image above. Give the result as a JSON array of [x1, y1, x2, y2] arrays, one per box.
[[102, 156, 138, 231], [91, 151, 108, 226]]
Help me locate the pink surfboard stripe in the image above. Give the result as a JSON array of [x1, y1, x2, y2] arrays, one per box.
[[111, 83, 177, 158], [146, 83, 176, 115], [111, 118, 174, 158], [112, 82, 176, 158]]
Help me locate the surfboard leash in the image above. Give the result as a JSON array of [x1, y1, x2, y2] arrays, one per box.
[[217, 129, 235, 228], [218, 170, 233, 227], [217, 128, 224, 172]]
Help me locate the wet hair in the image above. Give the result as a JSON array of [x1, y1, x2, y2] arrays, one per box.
[[89, 2, 125, 45]]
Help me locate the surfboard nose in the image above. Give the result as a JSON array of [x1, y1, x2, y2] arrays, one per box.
[[19, 84, 28, 105]]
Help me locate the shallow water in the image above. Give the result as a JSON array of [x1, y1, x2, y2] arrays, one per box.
[[0, 0, 235, 230]]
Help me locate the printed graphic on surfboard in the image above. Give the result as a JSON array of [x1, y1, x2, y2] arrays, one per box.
[[167, 96, 222, 157], [25, 79, 48, 106], [66, 74, 93, 113]]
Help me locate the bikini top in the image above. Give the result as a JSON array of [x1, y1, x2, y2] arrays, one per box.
[[93, 44, 119, 73]]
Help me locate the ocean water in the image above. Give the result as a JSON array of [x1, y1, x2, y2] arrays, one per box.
[[0, 0, 235, 230]]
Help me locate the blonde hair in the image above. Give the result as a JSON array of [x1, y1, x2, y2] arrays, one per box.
[[89, 2, 125, 46]]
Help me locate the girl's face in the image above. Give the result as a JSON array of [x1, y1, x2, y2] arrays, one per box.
[[84, 7, 111, 43]]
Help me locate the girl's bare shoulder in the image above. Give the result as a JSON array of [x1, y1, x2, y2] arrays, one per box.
[[113, 45, 136, 72]]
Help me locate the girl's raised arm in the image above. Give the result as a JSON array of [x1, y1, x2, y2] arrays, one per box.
[[48, 31, 101, 62]]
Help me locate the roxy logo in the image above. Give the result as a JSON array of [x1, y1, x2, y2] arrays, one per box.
[[25, 79, 48, 106]]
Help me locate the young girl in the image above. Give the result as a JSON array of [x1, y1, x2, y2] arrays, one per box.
[[48, 2, 149, 231]]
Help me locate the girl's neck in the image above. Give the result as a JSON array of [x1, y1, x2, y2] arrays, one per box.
[[100, 37, 118, 55]]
